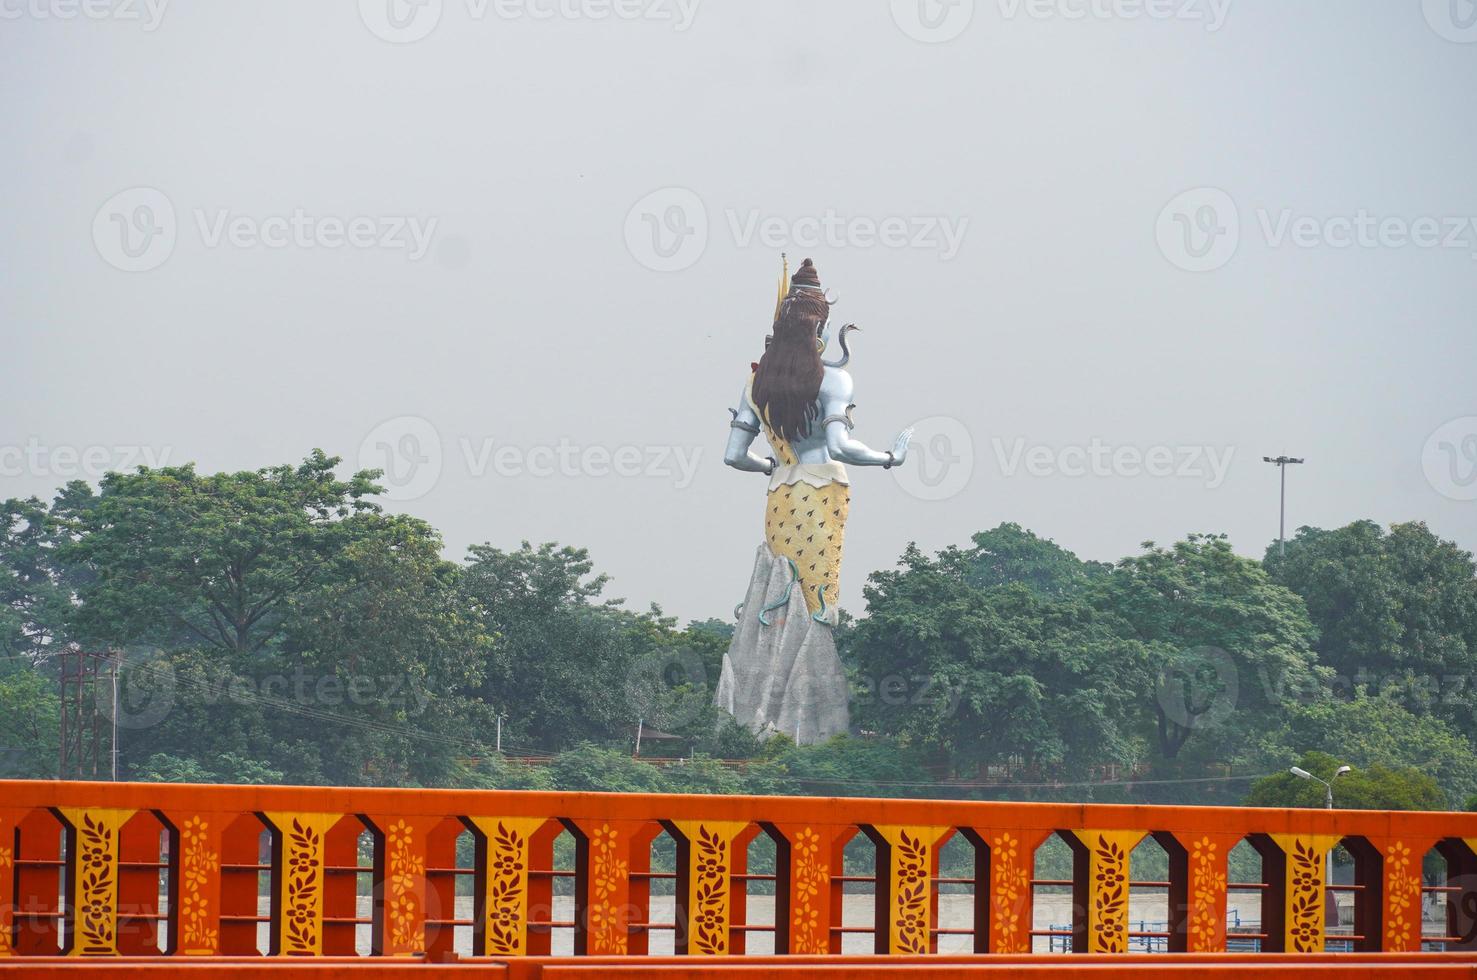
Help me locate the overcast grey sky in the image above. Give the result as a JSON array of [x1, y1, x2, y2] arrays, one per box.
[[3, 0, 1475, 622]]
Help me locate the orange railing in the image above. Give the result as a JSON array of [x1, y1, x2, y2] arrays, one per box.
[[0, 779, 1474, 963]]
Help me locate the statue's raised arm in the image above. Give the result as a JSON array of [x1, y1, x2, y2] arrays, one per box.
[[818, 367, 913, 468]]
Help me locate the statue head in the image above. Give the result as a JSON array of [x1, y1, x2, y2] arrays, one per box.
[[753, 257, 829, 443]]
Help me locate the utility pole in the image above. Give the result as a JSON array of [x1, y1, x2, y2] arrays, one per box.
[[494, 714, 504, 754], [58, 647, 104, 780], [1263, 456, 1305, 556], [110, 651, 120, 781]]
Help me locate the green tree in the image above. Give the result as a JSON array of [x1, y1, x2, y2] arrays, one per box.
[[1090, 534, 1324, 761], [962, 523, 1110, 598], [547, 743, 664, 793], [280, 515, 492, 785], [1, 496, 73, 660], [38, 452, 491, 786], [461, 542, 717, 752], [1264, 520, 1477, 730], [0, 662, 59, 778], [58, 451, 382, 653], [850, 542, 1148, 778]]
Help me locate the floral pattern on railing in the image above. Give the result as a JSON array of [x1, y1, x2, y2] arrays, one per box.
[[1384, 840, 1420, 950], [1188, 836, 1227, 952], [790, 827, 829, 954], [1090, 836, 1129, 953], [385, 819, 426, 952], [0, 833, 12, 957], [281, 817, 323, 955], [485, 821, 528, 956], [1287, 838, 1325, 953], [589, 823, 628, 955], [892, 830, 931, 954], [990, 832, 1030, 953], [689, 825, 730, 955], [179, 816, 220, 955], [69, 810, 133, 957]]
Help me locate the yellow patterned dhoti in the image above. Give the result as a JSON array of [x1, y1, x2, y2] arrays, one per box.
[[764, 470, 850, 616]]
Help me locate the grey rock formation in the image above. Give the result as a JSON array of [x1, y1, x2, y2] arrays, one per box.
[[714, 544, 850, 745]]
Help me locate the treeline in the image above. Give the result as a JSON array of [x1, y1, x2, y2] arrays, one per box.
[[2, 452, 1476, 810]]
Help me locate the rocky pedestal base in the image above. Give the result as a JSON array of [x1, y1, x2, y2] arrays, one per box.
[[714, 544, 850, 745]]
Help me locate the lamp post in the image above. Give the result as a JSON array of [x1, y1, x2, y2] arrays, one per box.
[[1263, 456, 1305, 557], [1290, 764, 1351, 809]]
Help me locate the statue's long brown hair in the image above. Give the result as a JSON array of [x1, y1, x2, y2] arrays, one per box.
[[752, 259, 827, 443]]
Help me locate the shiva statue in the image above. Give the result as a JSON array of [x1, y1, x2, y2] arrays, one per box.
[[714, 257, 912, 744]]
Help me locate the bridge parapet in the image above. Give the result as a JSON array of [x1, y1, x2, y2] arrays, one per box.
[[1, 780, 1474, 961]]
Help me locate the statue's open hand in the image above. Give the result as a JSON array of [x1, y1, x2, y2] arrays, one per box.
[[890, 428, 914, 466]]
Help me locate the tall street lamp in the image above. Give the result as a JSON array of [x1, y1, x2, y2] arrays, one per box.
[[1264, 456, 1305, 556]]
